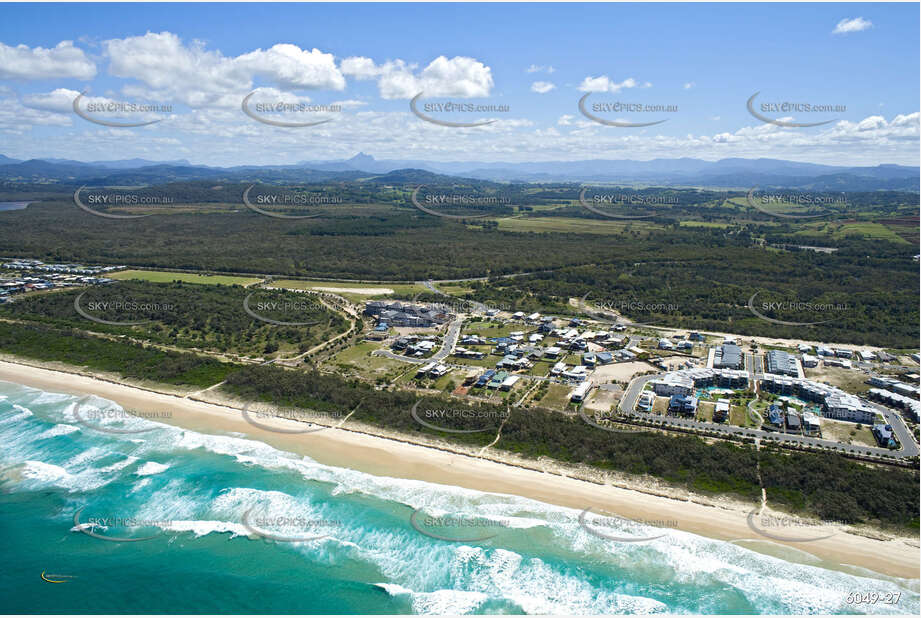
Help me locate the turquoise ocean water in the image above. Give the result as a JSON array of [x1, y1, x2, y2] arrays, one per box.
[[1, 380, 918, 615]]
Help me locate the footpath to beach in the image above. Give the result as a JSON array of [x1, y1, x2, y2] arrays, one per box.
[[0, 358, 918, 580]]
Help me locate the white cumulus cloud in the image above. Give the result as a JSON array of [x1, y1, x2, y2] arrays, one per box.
[[341, 55, 493, 99], [833, 17, 872, 34], [531, 81, 556, 94], [104, 32, 345, 107], [0, 40, 96, 80], [578, 76, 643, 93]]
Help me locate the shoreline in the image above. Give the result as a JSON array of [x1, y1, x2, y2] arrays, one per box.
[[1, 357, 918, 580]]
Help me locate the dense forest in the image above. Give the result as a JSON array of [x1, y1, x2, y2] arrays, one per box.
[[0, 183, 917, 346], [460, 236, 918, 347], [0, 280, 347, 357], [0, 321, 233, 387]]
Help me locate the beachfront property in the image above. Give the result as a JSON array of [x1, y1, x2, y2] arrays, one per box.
[[713, 398, 730, 423], [501, 375, 520, 391], [759, 375, 877, 424], [668, 394, 698, 416], [872, 424, 898, 448], [766, 405, 785, 430], [637, 391, 655, 411], [569, 380, 593, 403], [802, 412, 822, 435], [562, 365, 589, 382]]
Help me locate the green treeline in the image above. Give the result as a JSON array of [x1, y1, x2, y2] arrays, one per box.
[[0, 321, 233, 387], [0, 281, 347, 356], [221, 364, 919, 531]]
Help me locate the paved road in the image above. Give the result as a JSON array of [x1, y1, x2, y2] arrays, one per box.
[[418, 279, 492, 314], [617, 372, 918, 459], [374, 318, 464, 364], [420, 280, 445, 296], [866, 400, 920, 456]]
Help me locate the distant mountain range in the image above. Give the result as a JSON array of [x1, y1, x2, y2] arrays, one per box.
[[0, 152, 917, 191]]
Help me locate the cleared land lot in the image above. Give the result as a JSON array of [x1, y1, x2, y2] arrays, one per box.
[[584, 386, 620, 413], [494, 216, 657, 235], [804, 364, 872, 393], [273, 279, 425, 302], [592, 361, 655, 383], [819, 418, 879, 448], [536, 382, 573, 409]]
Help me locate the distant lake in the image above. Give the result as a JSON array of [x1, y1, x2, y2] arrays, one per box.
[[0, 201, 30, 211]]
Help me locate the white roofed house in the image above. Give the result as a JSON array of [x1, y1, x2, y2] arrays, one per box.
[[651, 373, 694, 397], [429, 363, 449, 378], [500, 375, 520, 391], [713, 398, 731, 423], [570, 380, 593, 403], [562, 365, 589, 381]]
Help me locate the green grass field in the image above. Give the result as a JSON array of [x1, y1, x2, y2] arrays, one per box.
[[536, 382, 572, 410], [110, 269, 262, 286], [679, 221, 733, 228], [793, 221, 909, 245]]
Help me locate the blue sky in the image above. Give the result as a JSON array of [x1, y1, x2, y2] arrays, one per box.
[[0, 2, 918, 166]]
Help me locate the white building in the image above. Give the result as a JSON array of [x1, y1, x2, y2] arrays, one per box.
[[500, 375, 520, 391], [570, 381, 593, 402]]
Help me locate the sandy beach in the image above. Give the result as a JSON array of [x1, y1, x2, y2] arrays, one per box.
[[1, 357, 918, 580]]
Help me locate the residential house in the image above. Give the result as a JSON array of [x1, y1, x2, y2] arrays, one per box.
[[713, 399, 730, 423], [668, 394, 698, 416]]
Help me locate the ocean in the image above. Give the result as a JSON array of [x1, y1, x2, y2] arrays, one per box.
[[1, 380, 917, 615]]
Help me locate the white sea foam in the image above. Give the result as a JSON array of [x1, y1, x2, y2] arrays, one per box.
[[38, 423, 80, 438], [19, 460, 71, 485], [31, 391, 75, 405], [409, 589, 490, 615], [99, 456, 139, 473], [1, 403, 34, 424], [162, 520, 250, 538], [135, 461, 169, 476]]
